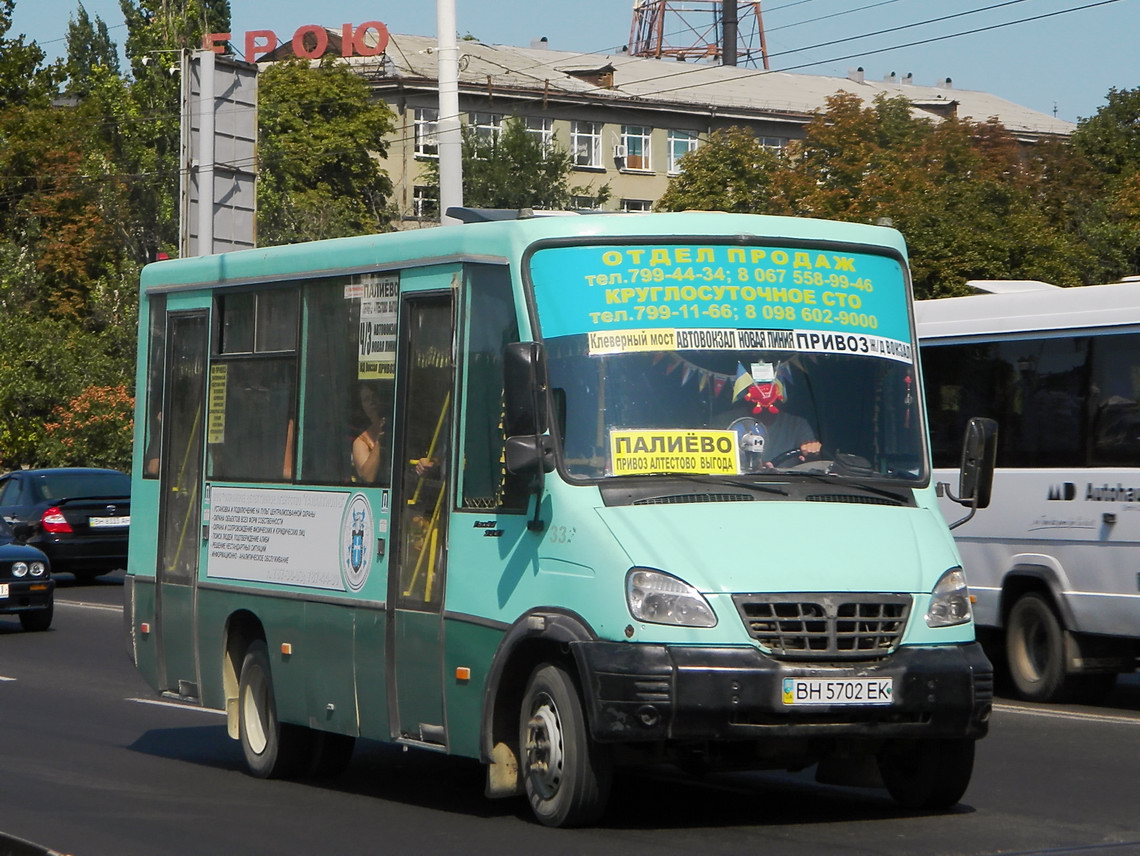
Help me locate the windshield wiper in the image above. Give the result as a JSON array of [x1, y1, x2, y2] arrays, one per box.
[[650, 472, 789, 496], [776, 470, 909, 504]]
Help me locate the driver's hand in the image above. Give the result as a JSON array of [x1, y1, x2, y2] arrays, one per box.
[[800, 441, 822, 458]]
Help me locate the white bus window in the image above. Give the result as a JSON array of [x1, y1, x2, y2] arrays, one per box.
[[1091, 332, 1140, 466]]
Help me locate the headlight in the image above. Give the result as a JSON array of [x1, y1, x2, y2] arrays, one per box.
[[11, 561, 28, 577], [626, 568, 717, 628], [926, 567, 972, 627], [30, 561, 46, 577]]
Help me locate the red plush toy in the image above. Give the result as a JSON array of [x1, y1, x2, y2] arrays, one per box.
[[744, 380, 784, 415]]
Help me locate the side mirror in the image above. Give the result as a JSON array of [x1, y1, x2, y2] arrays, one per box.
[[959, 416, 998, 510], [504, 342, 548, 437], [505, 435, 555, 478], [504, 342, 553, 532]]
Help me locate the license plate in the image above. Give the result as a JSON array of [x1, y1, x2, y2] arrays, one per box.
[[89, 516, 130, 528], [782, 677, 894, 706], [0, 583, 8, 598]]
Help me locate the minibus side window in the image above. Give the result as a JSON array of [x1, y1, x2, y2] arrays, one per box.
[[460, 264, 528, 511], [143, 294, 167, 479], [207, 288, 299, 482]]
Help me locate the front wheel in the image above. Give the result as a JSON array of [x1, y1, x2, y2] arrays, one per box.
[[1006, 592, 1077, 703], [520, 664, 612, 828], [19, 605, 53, 632], [238, 640, 311, 778], [878, 737, 975, 810]]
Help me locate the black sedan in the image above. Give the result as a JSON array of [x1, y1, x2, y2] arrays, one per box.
[[0, 518, 53, 631], [0, 468, 130, 581]]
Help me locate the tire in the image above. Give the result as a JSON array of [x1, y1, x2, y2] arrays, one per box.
[[19, 605, 53, 632], [237, 640, 311, 778], [307, 731, 356, 779], [520, 664, 612, 828], [878, 738, 976, 810], [1006, 592, 1078, 703]]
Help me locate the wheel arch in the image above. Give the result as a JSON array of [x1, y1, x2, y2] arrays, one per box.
[[999, 558, 1076, 630], [223, 609, 266, 739], [480, 609, 596, 796]]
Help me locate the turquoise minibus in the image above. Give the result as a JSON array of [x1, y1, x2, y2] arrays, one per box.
[[126, 210, 993, 827]]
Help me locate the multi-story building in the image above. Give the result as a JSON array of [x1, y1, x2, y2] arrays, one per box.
[[267, 32, 1074, 226]]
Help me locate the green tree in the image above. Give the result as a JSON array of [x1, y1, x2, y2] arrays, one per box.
[[1070, 86, 1140, 279], [425, 116, 610, 213], [0, 0, 61, 109], [64, 2, 120, 98], [257, 58, 396, 244], [659, 92, 1088, 297], [115, 0, 232, 261], [655, 126, 782, 213]]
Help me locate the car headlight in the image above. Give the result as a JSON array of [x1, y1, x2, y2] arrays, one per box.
[[926, 567, 972, 627], [626, 568, 717, 628], [11, 561, 28, 577], [30, 561, 46, 577]]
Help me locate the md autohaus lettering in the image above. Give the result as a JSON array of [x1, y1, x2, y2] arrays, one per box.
[[1086, 482, 1140, 502], [1046, 482, 1140, 501]]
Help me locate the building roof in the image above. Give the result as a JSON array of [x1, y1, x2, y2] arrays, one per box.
[[339, 33, 1074, 139]]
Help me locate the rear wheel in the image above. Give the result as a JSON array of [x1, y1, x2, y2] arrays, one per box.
[[19, 605, 53, 632], [520, 664, 612, 828], [1006, 592, 1078, 702], [879, 737, 975, 810], [238, 640, 311, 778]]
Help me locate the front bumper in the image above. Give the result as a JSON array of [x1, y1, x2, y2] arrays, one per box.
[[0, 578, 55, 614], [572, 641, 992, 743]]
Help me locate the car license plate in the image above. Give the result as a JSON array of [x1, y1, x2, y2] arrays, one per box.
[[0, 583, 8, 598], [89, 516, 130, 528], [782, 677, 893, 706]]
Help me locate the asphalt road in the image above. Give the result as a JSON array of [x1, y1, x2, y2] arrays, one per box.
[[2, 571, 1138, 856]]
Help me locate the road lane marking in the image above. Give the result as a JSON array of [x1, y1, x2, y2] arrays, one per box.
[[126, 697, 225, 715], [56, 600, 121, 612], [0, 676, 15, 682], [995, 701, 1140, 726]]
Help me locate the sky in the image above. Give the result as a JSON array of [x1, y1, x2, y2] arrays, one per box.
[[11, 0, 1140, 123]]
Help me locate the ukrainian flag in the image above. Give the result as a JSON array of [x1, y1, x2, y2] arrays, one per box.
[[732, 362, 754, 401]]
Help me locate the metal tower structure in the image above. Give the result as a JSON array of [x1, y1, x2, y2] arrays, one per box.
[[628, 1, 769, 69]]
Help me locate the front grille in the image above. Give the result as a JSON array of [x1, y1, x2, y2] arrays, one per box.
[[734, 593, 911, 661]]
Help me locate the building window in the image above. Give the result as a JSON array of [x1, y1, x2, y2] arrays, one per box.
[[621, 199, 652, 212], [571, 195, 601, 210], [469, 112, 503, 142], [571, 121, 602, 168], [621, 125, 652, 171], [414, 108, 438, 158], [524, 116, 554, 152], [413, 185, 438, 219], [667, 129, 699, 173], [759, 136, 788, 152]]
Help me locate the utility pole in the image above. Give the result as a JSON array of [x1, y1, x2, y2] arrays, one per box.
[[436, 0, 463, 224]]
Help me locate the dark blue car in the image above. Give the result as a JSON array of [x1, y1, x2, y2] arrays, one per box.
[[0, 518, 54, 631], [0, 468, 130, 581]]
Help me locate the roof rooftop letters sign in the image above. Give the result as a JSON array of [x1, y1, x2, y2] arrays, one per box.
[[203, 22, 390, 64]]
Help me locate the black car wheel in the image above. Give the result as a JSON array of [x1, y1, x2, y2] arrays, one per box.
[[19, 604, 53, 632]]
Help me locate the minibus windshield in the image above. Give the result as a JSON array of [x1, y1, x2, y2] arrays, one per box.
[[528, 240, 926, 482]]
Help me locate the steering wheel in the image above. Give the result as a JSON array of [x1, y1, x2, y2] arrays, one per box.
[[767, 447, 809, 468]]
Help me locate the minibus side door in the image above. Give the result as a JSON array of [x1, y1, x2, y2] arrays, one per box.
[[388, 291, 454, 745]]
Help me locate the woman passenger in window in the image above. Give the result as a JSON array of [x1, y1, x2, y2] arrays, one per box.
[[352, 383, 388, 483]]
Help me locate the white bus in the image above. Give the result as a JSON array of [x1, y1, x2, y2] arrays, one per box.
[[916, 279, 1140, 703]]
